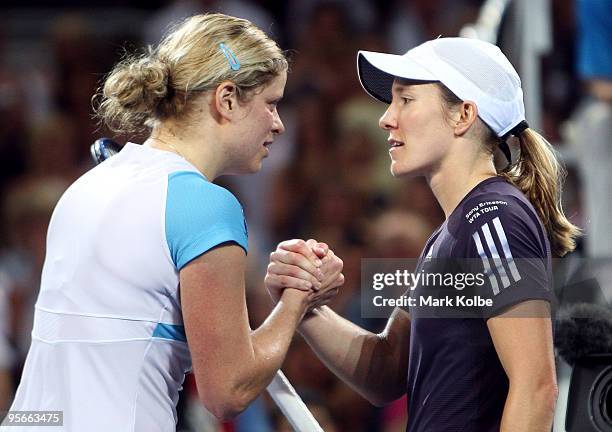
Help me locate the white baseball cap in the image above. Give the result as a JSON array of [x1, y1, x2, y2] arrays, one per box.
[[357, 37, 527, 138]]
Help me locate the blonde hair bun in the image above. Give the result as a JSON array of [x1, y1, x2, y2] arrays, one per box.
[[94, 13, 287, 134]]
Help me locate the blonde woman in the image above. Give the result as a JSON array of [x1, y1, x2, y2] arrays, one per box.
[[267, 37, 581, 431], [4, 14, 342, 432]]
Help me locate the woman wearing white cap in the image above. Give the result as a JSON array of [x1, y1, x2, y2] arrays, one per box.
[[265, 37, 580, 431]]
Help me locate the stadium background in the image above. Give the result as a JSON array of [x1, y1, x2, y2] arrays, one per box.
[[0, 0, 609, 431]]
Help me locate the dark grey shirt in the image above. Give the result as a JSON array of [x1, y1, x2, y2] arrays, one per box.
[[404, 177, 553, 431]]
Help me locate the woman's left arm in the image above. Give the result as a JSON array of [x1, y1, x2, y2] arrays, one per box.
[[487, 299, 558, 432]]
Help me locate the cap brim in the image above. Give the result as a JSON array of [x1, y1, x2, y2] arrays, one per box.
[[357, 50, 437, 103]]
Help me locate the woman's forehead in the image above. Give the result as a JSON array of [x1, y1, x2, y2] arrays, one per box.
[[263, 71, 287, 95]]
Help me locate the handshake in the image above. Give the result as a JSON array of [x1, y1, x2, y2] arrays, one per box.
[[264, 239, 345, 315]]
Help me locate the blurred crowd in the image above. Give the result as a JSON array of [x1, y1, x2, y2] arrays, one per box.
[[0, 1, 609, 431]]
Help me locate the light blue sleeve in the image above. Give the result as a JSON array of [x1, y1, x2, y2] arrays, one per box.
[[165, 171, 248, 270]]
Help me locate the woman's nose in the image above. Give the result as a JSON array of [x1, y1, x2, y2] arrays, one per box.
[[379, 106, 397, 130]]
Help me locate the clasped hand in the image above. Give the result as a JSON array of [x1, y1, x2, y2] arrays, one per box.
[[265, 239, 344, 313]]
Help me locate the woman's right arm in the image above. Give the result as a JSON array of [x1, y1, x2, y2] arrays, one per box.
[[299, 305, 410, 407], [181, 243, 317, 421], [266, 240, 411, 407]]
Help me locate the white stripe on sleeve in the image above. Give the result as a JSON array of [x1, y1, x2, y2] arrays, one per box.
[[481, 223, 511, 289], [472, 231, 500, 295], [492, 217, 522, 283]]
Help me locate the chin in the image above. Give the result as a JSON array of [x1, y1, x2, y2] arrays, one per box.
[[390, 159, 430, 178], [235, 167, 261, 176], [246, 160, 264, 174], [228, 158, 264, 175], [390, 163, 415, 178]]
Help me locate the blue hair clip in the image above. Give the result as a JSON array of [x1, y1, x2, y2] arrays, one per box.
[[219, 43, 241, 71]]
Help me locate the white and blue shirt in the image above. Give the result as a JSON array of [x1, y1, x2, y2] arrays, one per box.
[[4, 143, 248, 431]]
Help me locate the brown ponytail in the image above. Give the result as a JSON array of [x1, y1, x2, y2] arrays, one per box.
[[436, 82, 580, 256], [499, 129, 581, 257]]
